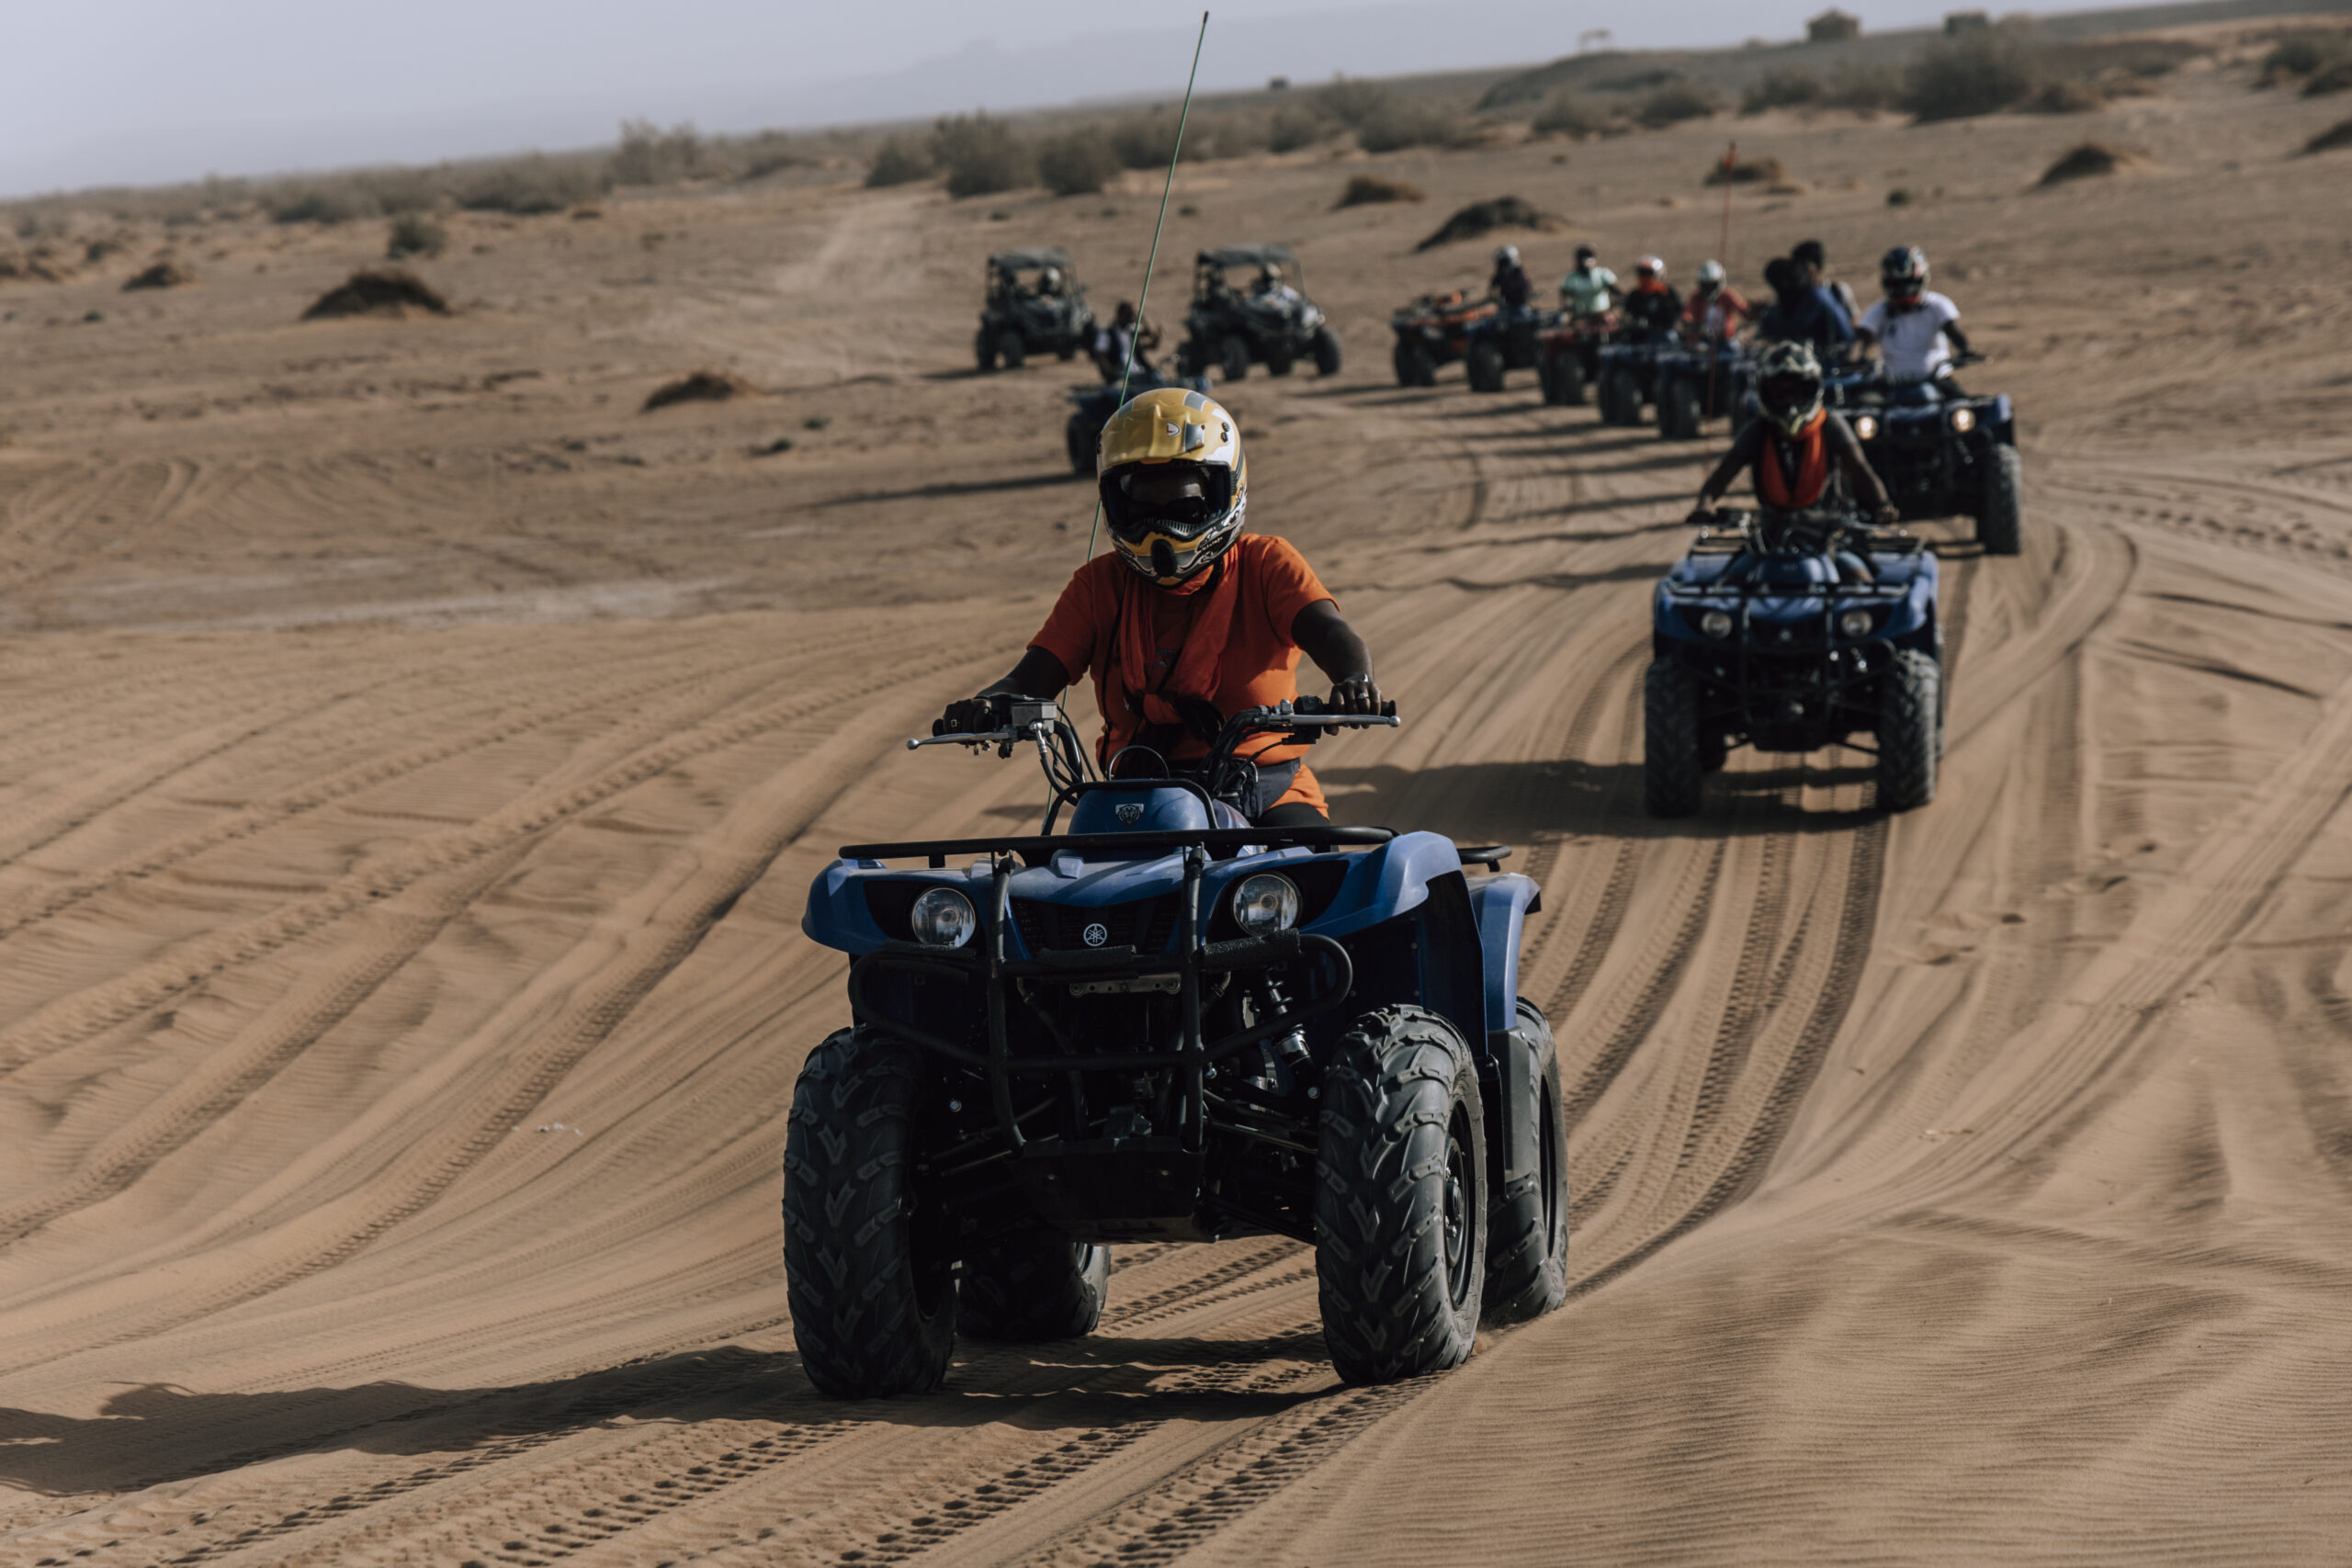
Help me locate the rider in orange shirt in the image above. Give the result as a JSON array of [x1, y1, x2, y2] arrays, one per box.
[[936, 388, 1381, 826]]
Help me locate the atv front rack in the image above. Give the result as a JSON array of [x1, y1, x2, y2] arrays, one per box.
[[845, 843, 1355, 1163], [839, 824, 1393, 868]]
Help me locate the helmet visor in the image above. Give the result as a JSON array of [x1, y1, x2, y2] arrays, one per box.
[[1883, 274, 1924, 300], [1103, 461, 1235, 543], [1760, 373, 1819, 416]]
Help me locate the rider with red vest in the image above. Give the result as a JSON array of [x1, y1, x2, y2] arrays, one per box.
[[1690, 341, 1896, 525]]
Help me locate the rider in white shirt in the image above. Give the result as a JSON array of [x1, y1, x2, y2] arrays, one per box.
[[1858, 245, 1972, 386]]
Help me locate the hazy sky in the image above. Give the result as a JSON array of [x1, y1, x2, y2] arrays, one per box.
[[3, 1, 1962, 197]]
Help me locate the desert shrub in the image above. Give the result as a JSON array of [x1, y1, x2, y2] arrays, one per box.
[[1532, 91, 1610, 138], [2026, 80, 2106, 113], [1037, 130, 1120, 196], [386, 211, 447, 258], [865, 134, 934, 187], [1825, 61, 1905, 111], [610, 119, 705, 186], [2038, 141, 2128, 186], [2301, 117, 2352, 152], [1705, 154, 1785, 185], [301, 268, 450, 320], [458, 157, 596, 214], [2261, 32, 2350, 85], [731, 131, 804, 181], [2306, 59, 2352, 96], [1637, 82, 1722, 128], [1415, 195, 1565, 252], [1354, 98, 1468, 152], [272, 185, 381, 225], [1335, 174, 1424, 209], [932, 113, 1033, 197], [1742, 67, 1824, 114], [643, 369, 762, 411], [1108, 115, 1183, 171], [1315, 78, 1398, 130], [1191, 114, 1270, 160], [1268, 105, 1325, 152], [1905, 34, 2039, 120], [1594, 66, 1677, 93]]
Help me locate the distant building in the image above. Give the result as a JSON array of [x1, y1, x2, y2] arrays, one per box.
[[1268, 75, 1289, 91], [1806, 9, 1861, 41], [1944, 10, 1991, 33]]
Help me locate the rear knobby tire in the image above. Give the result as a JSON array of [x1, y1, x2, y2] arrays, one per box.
[[1219, 335, 1251, 383], [958, 1232, 1111, 1341], [1265, 344, 1295, 377], [1555, 353, 1588, 407], [1317, 1006, 1487, 1383], [1878, 649, 1940, 812], [1483, 998, 1569, 1324], [1643, 659, 1704, 818], [1978, 443, 2023, 557], [1066, 416, 1095, 476], [1663, 376, 1702, 440], [783, 1027, 956, 1398], [975, 330, 998, 373], [1466, 341, 1504, 393], [1313, 326, 1343, 376]]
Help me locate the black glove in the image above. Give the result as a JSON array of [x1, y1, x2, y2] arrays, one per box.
[[1687, 503, 1720, 527], [933, 696, 999, 737]]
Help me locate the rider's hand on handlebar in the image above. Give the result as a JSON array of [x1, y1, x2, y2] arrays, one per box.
[[1328, 674, 1383, 715], [1873, 502, 1901, 528], [933, 695, 998, 737], [1687, 502, 1720, 528]]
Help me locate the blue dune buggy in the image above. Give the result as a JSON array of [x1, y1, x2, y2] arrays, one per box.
[[788, 695, 1568, 1396], [1646, 508, 1943, 816], [1064, 371, 1214, 475]]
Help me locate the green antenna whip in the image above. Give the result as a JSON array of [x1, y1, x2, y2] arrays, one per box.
[[1084, 10, 1210, 562]]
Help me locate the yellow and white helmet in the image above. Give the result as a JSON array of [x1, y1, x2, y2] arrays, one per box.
[[1097, 386, 1247, 586]]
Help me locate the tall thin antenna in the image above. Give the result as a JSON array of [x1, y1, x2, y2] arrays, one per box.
[[1083, 10, 1211, 563], [1708, 139, 1737, 459]]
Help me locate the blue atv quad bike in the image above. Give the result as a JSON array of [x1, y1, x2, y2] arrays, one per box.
[[1065, 372, 1215, 474], [1826, 355, 2022, 556], [789, 695, 1570, 1396], [1464, 304, 1550, 393], [1646, 508, 1944, 817], [1595, 333, 1671, 427], [1652, 339, 1747, 441]]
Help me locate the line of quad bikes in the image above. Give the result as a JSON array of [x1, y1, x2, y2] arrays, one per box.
[[780, 242, 2030, 1402]]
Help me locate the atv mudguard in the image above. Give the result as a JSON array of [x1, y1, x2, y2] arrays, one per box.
[[1468, 872, 1544, 1184]]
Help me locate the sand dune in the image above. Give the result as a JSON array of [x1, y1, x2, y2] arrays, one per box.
[[2, 42, 2350, 1566]]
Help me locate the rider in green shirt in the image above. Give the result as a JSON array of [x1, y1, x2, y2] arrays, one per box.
[[1559, 244, 1617, 318]]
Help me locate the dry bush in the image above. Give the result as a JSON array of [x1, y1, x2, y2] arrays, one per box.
[[1108, 115, 1183, 171], [1335, 175, 1424, 209], [1825, 61, 1905, 111], [2038, 141, 2131, 186], [1532, 91, 1611, 139], [1637, 82, 1721, 128], [1706, 154, 1785, 185], [1037, 130, 1120, 196], [1312, 80, 1470, 152], [1415, 195, 1566, 252], [643, 369, 763, 411], [932, 113, 1032, 198], [272, 185, 381, 225], [865, 134, 934, 187], [610, 119, 705, 186], [121, 259, 195, 290], [2261, 31, 2351, 85], [2306, 59, 2352, 96], [1190, 115, 1271, 160], [301, 269, 450, 320], [1268, 105, 1326, 152], [1905, 33, 2039, 120], [386, 211, 447, 259], [1742, 68, 1824, 114], [2026, 80, 2106, 113], [2303, 118, 2352, 153]]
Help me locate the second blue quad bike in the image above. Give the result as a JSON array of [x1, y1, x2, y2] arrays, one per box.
[[1652, 338, 1747, 441], [1828, 355, 2023, 556], [1065, 372, 1214, 475], [1463, 304, 1549, 393], [1646, 507, 1944, 817], [788, 695, 1569, 1396]]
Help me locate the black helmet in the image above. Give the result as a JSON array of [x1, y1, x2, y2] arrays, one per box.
[[1881, 245, 1928, 301], [1575, 243, 1598, 265]]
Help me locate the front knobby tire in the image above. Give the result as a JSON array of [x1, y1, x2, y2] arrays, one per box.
[[783, 1027, 956, 1398], [1483, 998, 1569, 1324], [1219, 335, 1251, 383], [1313, 325, 1343, 376], [1978, 444, 2023, 557], [1878, 649, 1940, 812], [1555, 353, 1588, 407], [1466, 341, 1505, 393], [1316, 1006, 1487, 1383], [1663, 376, 1703, 440], [1644, 659, 1704, 818], [958, 1232, 1111, 1341]]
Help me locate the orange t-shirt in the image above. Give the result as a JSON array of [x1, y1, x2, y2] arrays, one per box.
[[1028, 534, 1335, 813]]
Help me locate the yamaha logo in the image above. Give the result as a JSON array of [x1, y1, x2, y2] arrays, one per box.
[[1115, 802, 1145, 825], [1081, 922, 1110, 948]]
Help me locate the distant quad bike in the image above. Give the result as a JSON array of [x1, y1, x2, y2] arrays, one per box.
[[1390, 290, 1497, 387], [1065, 371, 1215, 474], [1828, 356, 2022, 556], [1645, 508, 1944, 817], [788, 695, 1568, 1395], [1652, 338, 1747, 441], [1463, 305, 1550, 393], [976, 248, 1096, 373], [1173, 244, 1342, 383], [1594, 334, 1671, 427], [1534, 311, 1620, 407]]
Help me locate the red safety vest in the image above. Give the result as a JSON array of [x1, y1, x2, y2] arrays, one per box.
[[1756, 410, 1830, 510]]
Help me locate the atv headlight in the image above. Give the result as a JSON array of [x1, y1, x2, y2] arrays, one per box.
[[909, 887, 977, 949], [1853, 414, 1879, 441], [1701, 609, 1735, 639], [1950, 407, 1975, 434], [1838, 608, 1876, 638], [1232, 874, 1300, 936]]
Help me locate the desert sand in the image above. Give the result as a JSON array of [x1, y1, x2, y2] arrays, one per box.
[[2, 40, 2351, 1567]]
